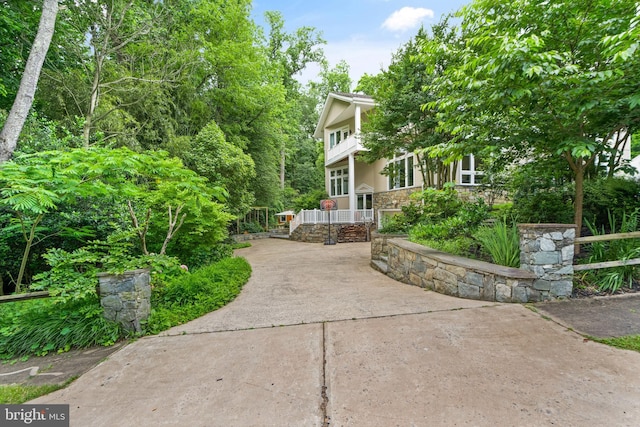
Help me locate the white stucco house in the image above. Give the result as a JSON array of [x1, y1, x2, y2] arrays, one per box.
[[289, 92, 483, 234], [289, 91, 633, 237]]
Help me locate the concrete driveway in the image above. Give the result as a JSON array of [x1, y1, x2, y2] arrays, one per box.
[[33, 239, 640, 426]]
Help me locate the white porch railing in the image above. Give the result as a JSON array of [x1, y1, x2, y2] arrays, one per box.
[[290, 209, 374, 234]]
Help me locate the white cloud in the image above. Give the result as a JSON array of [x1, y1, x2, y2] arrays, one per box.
[[297, 36, 404, 88], [381, 7, 435, 32]]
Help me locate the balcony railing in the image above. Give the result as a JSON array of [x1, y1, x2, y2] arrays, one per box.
[[326, 135, 365, 165], [290, 209, 374, 234]]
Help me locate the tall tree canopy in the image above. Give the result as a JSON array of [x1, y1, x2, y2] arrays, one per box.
[[0, 0, 335, 216], [421, 0, 640, 234], [359, 22, 459, 188]]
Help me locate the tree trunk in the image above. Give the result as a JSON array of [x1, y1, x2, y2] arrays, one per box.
[[573, 160, 585, 238], [83, 30, 105, 147], [0, 0, 58, 162], [280, 146, 285, 189]]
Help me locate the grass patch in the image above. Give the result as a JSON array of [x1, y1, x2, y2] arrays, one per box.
[[0, 382, 69, 404], [592, 335, 640, 352], [232, 242, 252, 250]]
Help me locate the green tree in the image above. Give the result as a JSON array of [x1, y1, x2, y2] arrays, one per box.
[[0, 0, 58, 162], [0, 147, 232, 292], [359, 23, 459, 189], [425, 0, 640, 235], [185, 120, 256, 216]]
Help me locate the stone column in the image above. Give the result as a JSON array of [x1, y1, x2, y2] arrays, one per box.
[[98, 269, 151, 332], [518, 224, 576, 300]]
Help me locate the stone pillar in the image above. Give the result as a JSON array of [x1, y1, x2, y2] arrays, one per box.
[[98, 269, 151, 332], [518, 224, 576, 300]]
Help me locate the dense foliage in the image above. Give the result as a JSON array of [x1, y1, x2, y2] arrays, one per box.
[[0, 256, 251, 359]]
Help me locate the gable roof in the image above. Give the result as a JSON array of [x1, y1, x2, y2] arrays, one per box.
[[313, 92, 376, 139]]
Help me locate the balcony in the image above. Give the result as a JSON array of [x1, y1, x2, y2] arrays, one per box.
[[326, 134, 366, 166]]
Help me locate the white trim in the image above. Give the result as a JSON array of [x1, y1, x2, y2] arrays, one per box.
[[355, 183, 374, 193]]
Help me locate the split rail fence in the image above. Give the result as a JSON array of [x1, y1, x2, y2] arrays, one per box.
[[573, 231, 640, 271]]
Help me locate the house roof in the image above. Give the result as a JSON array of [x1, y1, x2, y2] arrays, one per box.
[[313, 92, 376, 139]]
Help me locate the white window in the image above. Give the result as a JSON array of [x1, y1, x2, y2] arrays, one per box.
[[387, 153, 415, 190], [329, 126, 350, 149], [460, 154, 483, 185], [330, 167, 349, 196]]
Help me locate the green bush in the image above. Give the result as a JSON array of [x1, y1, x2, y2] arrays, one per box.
[[580, 210, 640, 293], [583, 178, 640, 229], [410, 236, 479, 258], [146, 257, 251, 334], [0, 296, 124, 359], [380, 188, 489, 237], [0, 256, 252, 359], [507, 159, 574, 224], [293, 189, 328, 211]]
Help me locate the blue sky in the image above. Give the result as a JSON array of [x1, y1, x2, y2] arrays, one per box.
[[251, 0, 470, 87]]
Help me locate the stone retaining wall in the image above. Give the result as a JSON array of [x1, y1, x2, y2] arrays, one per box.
[[372, 224, 577, 303], [231, 232, 272, 242], [290, 223, 370, 243], [371, 231, 408, 261], [385, 238, 538, 302]]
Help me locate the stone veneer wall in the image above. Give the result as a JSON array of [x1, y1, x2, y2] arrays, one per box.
[[289, 223, 337, 243], [518, 223, 575, 299], [232, 232, 272, 242], [373, 188, 418, 211], [371, 231, 408, 261], [290, 223, 369, 243], [384, 238, 538, 302], [98, 269, 151, 332]]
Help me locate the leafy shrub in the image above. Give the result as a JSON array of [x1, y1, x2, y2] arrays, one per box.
[[179, 243, 234, 269], [410, 236, 479, 258], [146, 257, 251, 334], [29, 232, 186, 302], [293, 189, 328, 211], [583, 178, 640, 229], [379, 213, 411, 233], [238, 221, 265, 233], [580, 210, 640, 293], [0, 296, 124, 359], [507, 159, 574, 224], [1, 256, 252, 358], [380, 188, 489, 237], [474, 219, 520, 267]]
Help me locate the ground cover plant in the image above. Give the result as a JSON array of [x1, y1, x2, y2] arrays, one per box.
[[0, 256, 251, 360]]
